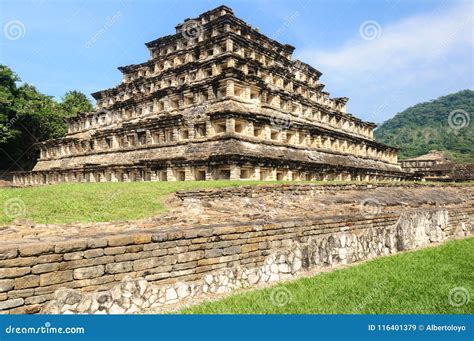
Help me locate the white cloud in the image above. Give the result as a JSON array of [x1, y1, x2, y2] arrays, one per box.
[[296, 1, 473, 122]]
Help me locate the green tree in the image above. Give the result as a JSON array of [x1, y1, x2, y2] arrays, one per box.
[[0, 64, 94, 171], [60, 90, 93, 117], [0, 65, 21, 144]]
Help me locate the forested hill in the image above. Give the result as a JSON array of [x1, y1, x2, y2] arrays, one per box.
[[374, 90, 474, 162]]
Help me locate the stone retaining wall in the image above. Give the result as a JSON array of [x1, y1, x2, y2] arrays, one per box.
[[0, 206, 472, 314], [174, 183, 460, 200]]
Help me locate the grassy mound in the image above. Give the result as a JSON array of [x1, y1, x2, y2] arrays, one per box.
[[0, 180, 278, 225], [0, 180, 469, 225]]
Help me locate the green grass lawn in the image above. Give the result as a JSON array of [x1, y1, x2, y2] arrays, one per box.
[[0, 180, 289, 225], [183, 237, 474, 314]]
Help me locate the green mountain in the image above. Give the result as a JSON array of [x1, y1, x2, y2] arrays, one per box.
[[374, 90, 474, 163]]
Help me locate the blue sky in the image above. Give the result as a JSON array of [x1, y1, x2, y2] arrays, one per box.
[[0, 0, 472, 124]]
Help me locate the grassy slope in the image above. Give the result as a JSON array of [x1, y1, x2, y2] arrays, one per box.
[[183, 238, 474, 314], [0, 181, 288, 225]]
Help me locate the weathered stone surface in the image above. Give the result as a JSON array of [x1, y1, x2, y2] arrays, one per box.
[[0, 247, 18, 260], [205, 249, 224, 258], [7, 288, 35, 299], [223, 246, 241, 255], [241, 244, 259, 253], [59, 256, 114, 271], [19, 244, 54, 257], [63, 252, 84, 261], [14, 275, 40, 290], [106, 262, 133, 274], [38, 254, 62, 264], [115, 251, 152, 262], [84, 249, 104, 259], [9, 304, 41, 314], [177, 251, 204, 263], [151, 233, 168, 243], [133, 234, 152, 245], [55, 240, 88, 253], [0, 267, 31, 279], [88, 238, 108, 249], [132, 258, 158, 271], [104, 247, 126, 256], [151, 249, 167, 257], [73, 265, 105, 280], [0, 279, 15, 293], [25, 293, 53, 305], [133, 255, 177, 272], [31, 263, 60, 274], [0, 257, 37, 268], [125, 245, 143, 253], [108, 235, 135, 247], [165, 288, 178, 301], [173, 262, 197, 271], [40, 271, 73, 286], [0, 298, 24, 311]]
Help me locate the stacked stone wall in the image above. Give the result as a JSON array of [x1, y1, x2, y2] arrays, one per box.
[[0, 205, 471, 314]]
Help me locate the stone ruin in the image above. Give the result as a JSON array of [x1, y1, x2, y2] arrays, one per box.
[[1, 184, 471, 314], [13, 5, 409, 185]]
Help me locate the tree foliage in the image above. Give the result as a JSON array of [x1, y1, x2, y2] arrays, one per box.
[[0, 65, 93, 171], [60, 90, 93, 118], [374, 90, 474, 163]]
